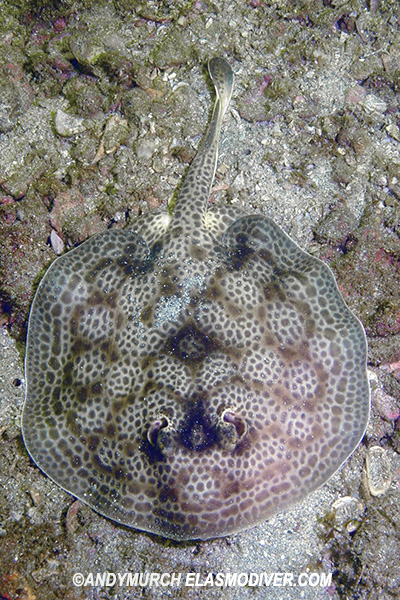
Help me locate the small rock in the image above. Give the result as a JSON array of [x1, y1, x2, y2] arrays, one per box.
[[361, 94, 388, 116], [49, 188, 104, 244], [31, 559, 60, 583], [54, 108, 86, 137], [136, 138, 157, 162], [345, 85, 366, 106], [313, 205, 357, 246], [28, 488, 43, 506], [102, 115, 129, 155], [292, 94, 307, 109], [365, 446, 392, 497], [50, 229, 64, 255], [92, 115, 129, 164], [66, 500, 82, 534], [373, 389, 400, 421], [63, 76, 108, 117], [69, 34, 104, 70], [151, 27, 194, 68], [386, 123, 400, 143], [0, 61, 33, 133]]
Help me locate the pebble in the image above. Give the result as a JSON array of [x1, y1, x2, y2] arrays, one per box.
[[373, 389, 400, 421], [102, 115, 129, 155], [54, 108, 87, 137], [0, 64, 33, 133], [386, 123, 400, 143], [361, 94, 388, 116], [345, 84, 366, 106], [313, 205, 357, 245], [365, 446, 392, 497], [92, 115, 129, 164], [65, 500, 82, 533], [31, 559, 60, 583], [50, 229, 65, 255], [136, 138, 158, 161]]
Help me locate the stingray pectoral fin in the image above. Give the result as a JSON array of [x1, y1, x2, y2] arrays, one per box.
[[222, 213, 370, 463], [46, 228, 151, 293], [22, 228, 151, 461], [222, 214, 293, 266], [223, 214, 320, 273]]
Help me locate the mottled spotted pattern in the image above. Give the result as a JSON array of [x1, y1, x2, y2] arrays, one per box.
[[22, 59, 370, 541]]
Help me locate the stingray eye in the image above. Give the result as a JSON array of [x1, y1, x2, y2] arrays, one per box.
[[218, 410, 247, 451], [147, 417, 174, 455], [223, 411, 247, 437]]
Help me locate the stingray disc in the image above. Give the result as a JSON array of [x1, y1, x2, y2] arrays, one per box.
[[22, 58, 370, 541]]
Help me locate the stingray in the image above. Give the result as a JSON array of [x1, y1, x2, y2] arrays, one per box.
[[22, 58, 370, 541]]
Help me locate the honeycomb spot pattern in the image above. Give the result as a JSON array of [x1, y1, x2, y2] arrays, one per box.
[[22, 58, 369, 541]]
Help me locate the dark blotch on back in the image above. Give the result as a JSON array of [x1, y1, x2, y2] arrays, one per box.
[[140, 434, 166, 465], [165, 323, 220, 363], [178, 397, 218, 453], [226, 233, 255, 270]]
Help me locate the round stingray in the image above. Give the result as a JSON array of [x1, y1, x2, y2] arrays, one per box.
[[22, 58, 370, 541]]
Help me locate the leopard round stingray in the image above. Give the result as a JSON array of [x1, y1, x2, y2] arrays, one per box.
[[22, 58, 370, 541]]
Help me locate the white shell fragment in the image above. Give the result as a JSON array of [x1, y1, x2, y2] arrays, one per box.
[[50, 229, 65, 255], [365, 446, 391, 497], [331, 496, 365, 533]]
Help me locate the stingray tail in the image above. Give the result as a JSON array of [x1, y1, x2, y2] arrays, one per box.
[[171, 58, 234, 227], [209, 57, 234, 123]]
